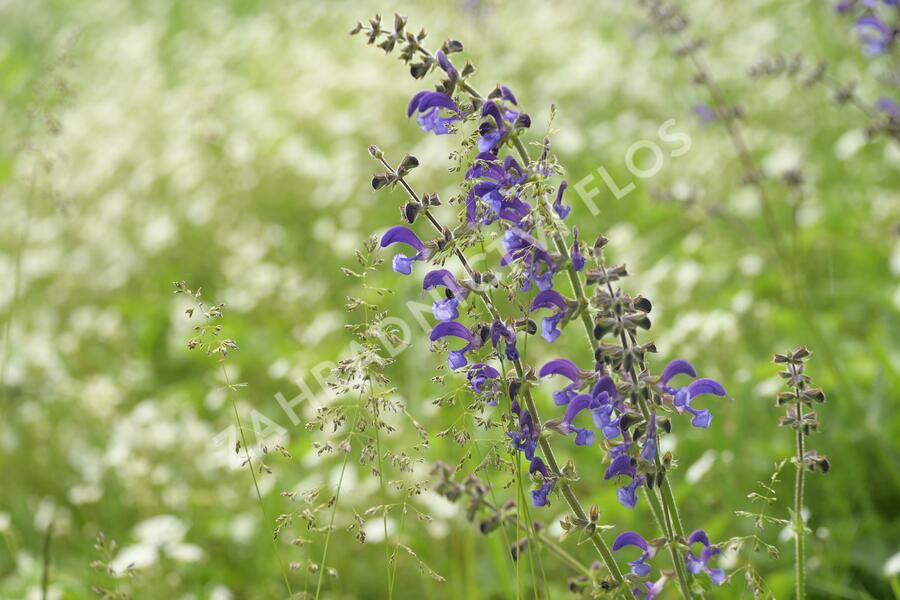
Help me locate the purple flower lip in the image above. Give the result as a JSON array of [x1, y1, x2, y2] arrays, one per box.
[[407, 90, 459, 118], [660, 359, 697, 386], [604, 454, 637, 480], [686, 529, 726, 586], [430, 321, 476, 370], [612, 531, 648, 552], [529, 289, 567, 312], [423, 269, 464, 295], [381, 226, 429, 275], [591, 375, 618, 401], [538, 358, 582, 382], [552, 180, 570, 219]]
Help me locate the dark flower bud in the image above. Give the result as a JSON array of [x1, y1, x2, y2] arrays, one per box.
[[479, 514, 500, 534], [803, 388, 826, 403], [368, 144, 383, 158], [397, 153, 419, 177], [619, 413, 642, 433], [508, 380, 521, 401], [461, 61, 475, 77], [371, 172, 394, 190], [378, 36, 396, 53], [594, 234, 609, 252], [633, 296, 653, 313], [442, 39, 464, 53], [393, 13, 407, 34], [401, 202, 420, 223], [479, 325, 491, 345], [514, 113, 532, 129], [410, 61, 430, 79], [659, 418, 672, 434], [416, 28, 427, 41], [349, 21, 364, 35]]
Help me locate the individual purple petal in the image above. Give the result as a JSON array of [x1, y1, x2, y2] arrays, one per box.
[[436, 50, 459, 80], [688, 378, 726, 398], [660, 359, 696, 386], [539, 358, 582, 382], [432, 297, 460, 321], [423, 269, 463, 294], [617, 475, 645, 509], [591, 376, 618, 400], [688, 530, 711, 546], [688, 407, 712, 428], [530, 289, 567, 312], [499, 85, 518, 105], [553, 383, 579, 407], [573, 427, 595, 446], [381, 226, 426, 251], [430, 321, 473, 343], [612, 531, 649, 552], [563, 394, 596, 427]]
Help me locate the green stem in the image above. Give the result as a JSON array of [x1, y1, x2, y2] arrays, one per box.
[[792, 364, 806, 599]]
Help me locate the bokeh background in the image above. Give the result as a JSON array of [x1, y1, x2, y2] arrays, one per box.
[[1, 0, 898, 598]]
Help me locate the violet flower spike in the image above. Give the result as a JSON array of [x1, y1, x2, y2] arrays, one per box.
[[430, 321, 476, 370], [380, 226, 429, 275], [612, 531, 653, 577], [539, 358, 583, 406], [423, 269, 466, 321], [529, 289, 569, 343], [686, 530, 726, 586], [659, 359, 726, 428], [407, 90, 462, 135]]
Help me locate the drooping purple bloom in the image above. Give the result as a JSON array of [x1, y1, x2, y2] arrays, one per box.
[[430, 321, 477, 370], [616, 475, 646, 509], [612, 531, 653, 577], [686, 530, 726, 586], [436, 50, 459, 80], [854, 14, 894, 55], [659, 359, 727, 428], [552, 180, 570, 219], [538, 358, 584, 406], [467, 363, 500, 396], [380, 226, 429, 275], [529, 456, 556, 507], [529, 289, 569, 343], [641, 413, 657, 462], [490, 319, 519, 361], [423, 269, 467, 321], [571, 226, 585, 271], [407, 91, 462, 135], [476, 90, 520, 153]]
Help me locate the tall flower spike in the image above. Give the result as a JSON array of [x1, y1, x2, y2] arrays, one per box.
[[423, 269, 467, 321], [659, 359, 727, 428], [380, 226, 429, 275], [685, 530, 726, 586], [430, 321, 476, 370], [538, 358, 584, 406], [407, 90, 462, 135], [529, 289, 569, 343], [612, 531, 653, 577]]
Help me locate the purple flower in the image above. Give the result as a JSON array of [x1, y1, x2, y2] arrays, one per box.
[[407, 91, 462, 135], [641, 413, 657, 462], [855, 14, 894, 55], [560, 394, 598, 446], [436, 50, 459, 80], [467, 363, 500, 396], [604, 454, 643, 509], [635, 578, 666, 600], [612, 531, 653, 577], [686, 530, 726, 586], [552, 180, 570, 219], [477, 91, 520, 153], [529, 289, 569, 343], [571, 226, 585, 272], [507, 401, 539, 460], [430, 321, 477, 370], [423, 269, 467, 321], [538, 358, 584, 406], [529, 456, 556, 507], [380, 226, 429, 275], [490, 320, 519, 361], [591, 376, 623, 439], [464, 154, 531, 226], [659, 359, 726, 428], [501, 228, 556, 291], [876, 97, 900, 119], [692, 104, 717, 125]]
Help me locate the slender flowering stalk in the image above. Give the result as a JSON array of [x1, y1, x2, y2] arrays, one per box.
[[774, 347, 829, 599], [353, 13, 740, 598]]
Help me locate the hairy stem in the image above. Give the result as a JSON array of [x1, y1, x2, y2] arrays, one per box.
[[791, 363, 806, 599]]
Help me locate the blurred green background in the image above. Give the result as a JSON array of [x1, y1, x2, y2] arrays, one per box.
[[1, 0, 898, 598]]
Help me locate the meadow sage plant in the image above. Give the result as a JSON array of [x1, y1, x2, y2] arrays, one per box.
[[350, 13, 754, 599]]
